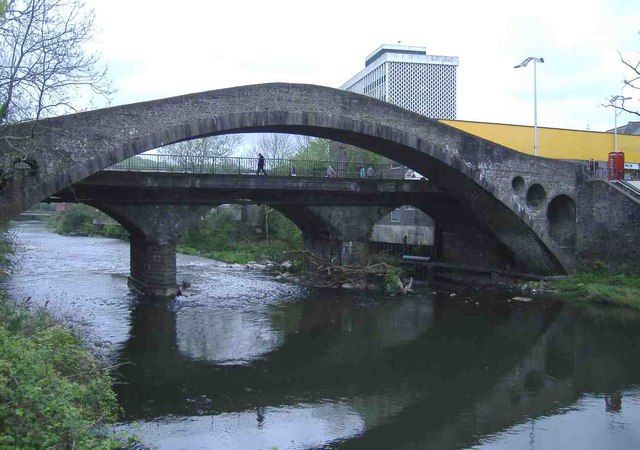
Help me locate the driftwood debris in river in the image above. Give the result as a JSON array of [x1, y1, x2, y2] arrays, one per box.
[[283, 250, 411, 292]]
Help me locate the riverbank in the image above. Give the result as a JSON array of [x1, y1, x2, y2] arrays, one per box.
[[48, 204, 302, 265], [178, 240, 296, 265], [529, 272, 640, 310], [0, 231, 132, 448]]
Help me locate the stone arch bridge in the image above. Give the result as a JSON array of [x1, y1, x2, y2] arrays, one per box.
[[1, 83, 638, 295]]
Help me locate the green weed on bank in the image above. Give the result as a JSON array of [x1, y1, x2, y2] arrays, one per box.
[[546, 273, 640, 310], [0, 294, 129, 449], [179, 240, 296, 264], [0, 231, 132, 448]]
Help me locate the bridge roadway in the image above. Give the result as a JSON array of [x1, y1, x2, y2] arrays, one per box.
[[48, 170, 445, 206]]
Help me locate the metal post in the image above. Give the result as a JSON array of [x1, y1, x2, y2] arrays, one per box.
[[515, 57, 544, 157], [533, 59, 538, 157], [614, 102, 618, 153], [608, 95, 631, 153]]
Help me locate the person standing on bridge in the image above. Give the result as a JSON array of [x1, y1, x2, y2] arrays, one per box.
[[257, 153, 267, 175], [366, 166, 376, 178], [326, 165, 337, 178], [359, 165, 366, 179]]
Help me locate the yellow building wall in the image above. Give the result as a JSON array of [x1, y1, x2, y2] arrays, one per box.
[[440, 119, 640, 164]]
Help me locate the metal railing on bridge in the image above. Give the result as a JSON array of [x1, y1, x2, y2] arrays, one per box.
[[105, 154, 422, 180]]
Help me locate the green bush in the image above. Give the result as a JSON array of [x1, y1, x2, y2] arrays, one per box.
[[0, 230, 13, 279], [53, 205, 95, 235], [0, 294, 127, 449], [48, 205, 128, 240], [384, 268, 403, 295], [179, 208, 302, 264]]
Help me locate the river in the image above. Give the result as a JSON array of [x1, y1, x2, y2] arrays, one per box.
[[5, 221, 640, 449]]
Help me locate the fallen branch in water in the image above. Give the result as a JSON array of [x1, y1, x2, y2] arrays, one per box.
[[281, 250, 412, 293]]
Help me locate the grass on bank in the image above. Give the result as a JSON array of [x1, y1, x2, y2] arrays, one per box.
[[543, 272, 640, 310], [0, 231, 131, 449], [178, 240, 297, 264]]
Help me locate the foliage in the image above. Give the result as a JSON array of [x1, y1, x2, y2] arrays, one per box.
[[293, 137, 388, 166], [0, 228, 13, 279], [293, 137, 333, 161], [181, 208, 241, 251], [546, 272, 640, 310], [179, 207, 303, 264], [0, 292, 131, 448], [180, 241, 298, 265], [48, 204, 128, 239], [0, 232, 134, 447], [384, 268, 404, 295]]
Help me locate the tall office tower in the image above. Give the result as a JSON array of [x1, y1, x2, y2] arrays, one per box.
[[341, 44, 459, 119]]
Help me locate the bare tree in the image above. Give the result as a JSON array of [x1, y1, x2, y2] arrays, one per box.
[[156, 135, 242, 166], [256, 133, 295, 160], [0, 0, 111, 128], [613, 43, 639, 117]]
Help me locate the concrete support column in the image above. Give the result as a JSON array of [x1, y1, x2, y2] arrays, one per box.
[[280, 205, 392, 265], [129, 236, 178, 297]]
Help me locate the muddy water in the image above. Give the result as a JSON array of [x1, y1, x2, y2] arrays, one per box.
[[6, 221, 640, 449]]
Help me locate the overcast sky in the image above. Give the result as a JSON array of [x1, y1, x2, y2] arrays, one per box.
[[87, 0, 639, 133]]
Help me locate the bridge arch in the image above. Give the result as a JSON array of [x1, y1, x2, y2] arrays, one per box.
[[0, 83, 583, 274]]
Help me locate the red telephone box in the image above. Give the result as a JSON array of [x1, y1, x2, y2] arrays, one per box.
[[608, 152, 625, 180]]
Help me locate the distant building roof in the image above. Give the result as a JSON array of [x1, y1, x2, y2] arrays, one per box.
[[365, 44, 427, 67], [607, 121, 640, 136]]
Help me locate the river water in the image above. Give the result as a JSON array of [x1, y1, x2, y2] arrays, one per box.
[[5, 221, 640, 449]]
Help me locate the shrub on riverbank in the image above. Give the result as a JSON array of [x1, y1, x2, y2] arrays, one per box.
[[542, 273, 640, 310], [0, 233, 130, 448], [179, 208, 302, 264], [0, 230, 13, 279], [48, 204, 128, 239]]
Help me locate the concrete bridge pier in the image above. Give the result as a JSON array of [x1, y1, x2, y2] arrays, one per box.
[[276, 205, 392, 266], [128, 238, 180, 297], [93, 203, 209, 297]]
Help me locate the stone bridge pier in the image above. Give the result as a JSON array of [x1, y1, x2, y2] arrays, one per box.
[[93, 203, 208, 297], [276, 205, 392, 265]]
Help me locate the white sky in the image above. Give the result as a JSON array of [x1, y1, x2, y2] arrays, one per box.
[[87, 0, 639, 133]]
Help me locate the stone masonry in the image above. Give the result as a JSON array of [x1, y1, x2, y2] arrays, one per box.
[[1, 83, 639, 278]]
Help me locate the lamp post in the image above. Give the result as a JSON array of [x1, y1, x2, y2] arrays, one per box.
[[608, 95, 632, 152], [514, 57, 544, 157]]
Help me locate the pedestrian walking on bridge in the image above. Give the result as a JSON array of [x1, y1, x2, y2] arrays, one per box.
[[256, 153, 267, 175]]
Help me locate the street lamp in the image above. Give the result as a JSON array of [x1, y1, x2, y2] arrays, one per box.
[[607, 95, 632, 152], [514, 57, 544, 157]]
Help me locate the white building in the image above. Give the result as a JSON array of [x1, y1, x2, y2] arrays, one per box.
[[341, 44, 459, 119]]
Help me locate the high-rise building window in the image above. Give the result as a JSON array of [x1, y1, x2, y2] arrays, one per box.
[[341, 44, 458, 119]]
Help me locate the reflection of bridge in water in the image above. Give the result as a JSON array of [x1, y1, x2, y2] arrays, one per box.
[[115, 293, 640, 448]]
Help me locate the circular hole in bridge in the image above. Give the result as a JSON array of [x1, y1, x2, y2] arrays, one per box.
[[526, 184, 546, 208], [511, 176, 525, 193]]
